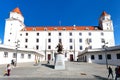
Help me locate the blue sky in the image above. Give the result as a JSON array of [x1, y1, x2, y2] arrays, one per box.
[[0, 0, 120, 45]]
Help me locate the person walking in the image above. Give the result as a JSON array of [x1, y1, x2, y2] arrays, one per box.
[[108, 66, 114, 79], [115, 66, 120, 80], [7, 64, 11, 76]]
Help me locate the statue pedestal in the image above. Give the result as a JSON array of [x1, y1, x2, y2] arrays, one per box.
[[54, 53, 65, 70]]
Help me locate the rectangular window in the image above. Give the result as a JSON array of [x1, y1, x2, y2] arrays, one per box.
[[69, 39, 72, 43], [20, 34, 22, 36], [48, 32, 51, 36], [26, 33, 28, 36], [101, 32, 104, 36], [89, 46, 92, 49], [59, 32, 62, 36], [79, 39, 82, 43], [36, 45, 39, 50], [4, 52, 8, 58], [79, 33, 82, 36], [107, 54, 111, 60], [70, 46, 73, 49], [98, 55, 102, 60], [28, 54, 31, 59], [88, 32, 91, 36], [25, 39, 28, 42], [25, 45, 27, 48], [48, 45, 51, 49], [48, 39, 51, 43], [37, 33, 39, 36], [36, 38, 39, 43], [91, 55, 95, 60], [59, 39, 61, 42], [101, 38, 105, 43], [79, 46, 82, 50], [13, 53, 17, 58], [116, 54, 120, 59], [21, 54, 24, 59], [69, 32, 72, 36]]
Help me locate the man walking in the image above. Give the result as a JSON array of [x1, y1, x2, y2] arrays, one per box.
[[108, 66, 114, 79]]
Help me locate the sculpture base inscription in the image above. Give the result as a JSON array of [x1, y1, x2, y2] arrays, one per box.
[[54, 54, 65, 70]]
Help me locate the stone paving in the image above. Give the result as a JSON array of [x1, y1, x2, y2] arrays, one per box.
[[0, 61, 117, 80]]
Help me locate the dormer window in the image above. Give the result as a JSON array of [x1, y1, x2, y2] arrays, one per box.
[[63, 27, 66, 30], [44, 28, 47, 31], [33, 28, 36, 31], [23, 29, 26, 31], [54, 28, 57, 30], [73, 28, 76, 30], [85, 27, 89, 30], [95, 27, 98, 30]]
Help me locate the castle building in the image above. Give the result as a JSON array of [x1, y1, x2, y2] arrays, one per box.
[[4, 7, 115, 62]]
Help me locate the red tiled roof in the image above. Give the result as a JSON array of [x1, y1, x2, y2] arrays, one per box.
[[21, 26, 99, 31], [101, 11, 108, 16], [12, 7, 22, 15]]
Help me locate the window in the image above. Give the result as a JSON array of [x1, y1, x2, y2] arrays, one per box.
[[37, 33, 39, 36], [98, 55, 102, 60], [59, 39, 61, 42], [70, 46, 73, 49], [91, 55, 95, 60], [48, 45, 51, 49], [107, 54, 111, 60], [48, 39, 51, 43], [79, 39, 82, 43], [21, 54, 24, 59], [88, 32, 91, 36], [25, 45, 27, 48], [13, 53, 17, 58], [79, 33, 82, 36], [65, 53, 67, 57], [25, 39, 28, 42], [4, 52, 8, 58], [59, 32, 62, 36], [89, 46, 92, 49], [69, 32, 72, 36], [8, 39, 10, 42], [87, 38, 92, 43], [79, 46, 82, 50], [101, 38, 105, 43], [116, 54, 120, 59], [26, 33, 28, 36], [101, 32, 104, 36], [48, 32, 51, 36], [36, 45, 39, 50], [28, 54, 31, 59], [36, 38, 39, 43], [69, 39, 72, 43]]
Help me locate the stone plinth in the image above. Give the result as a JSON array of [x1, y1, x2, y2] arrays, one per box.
[[54, 54, 65, 70]]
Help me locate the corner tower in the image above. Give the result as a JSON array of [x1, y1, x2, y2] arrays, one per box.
[[4, 7, 25, 46], [99, 11, 113, 30]]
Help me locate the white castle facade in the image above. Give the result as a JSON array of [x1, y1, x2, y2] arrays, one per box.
[[3, 7, 115, 64]]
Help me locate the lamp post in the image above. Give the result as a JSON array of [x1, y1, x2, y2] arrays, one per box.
[[15, 40, 20, 66], [102, 40, 108, 69], [74, 39, 75, 61]]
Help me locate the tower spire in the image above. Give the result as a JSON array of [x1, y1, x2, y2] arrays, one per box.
[[12, 7, 22, 15]]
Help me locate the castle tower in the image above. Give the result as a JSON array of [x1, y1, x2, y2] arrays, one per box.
[[4, 7, 25, 46], [99, 11, 113, 30]]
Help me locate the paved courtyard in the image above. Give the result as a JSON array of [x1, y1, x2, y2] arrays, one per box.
[[0, 61, 117, 80]]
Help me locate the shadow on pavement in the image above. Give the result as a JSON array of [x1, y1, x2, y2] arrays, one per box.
[[41, 64, 54, 69], [93, 75, 108, 80]]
